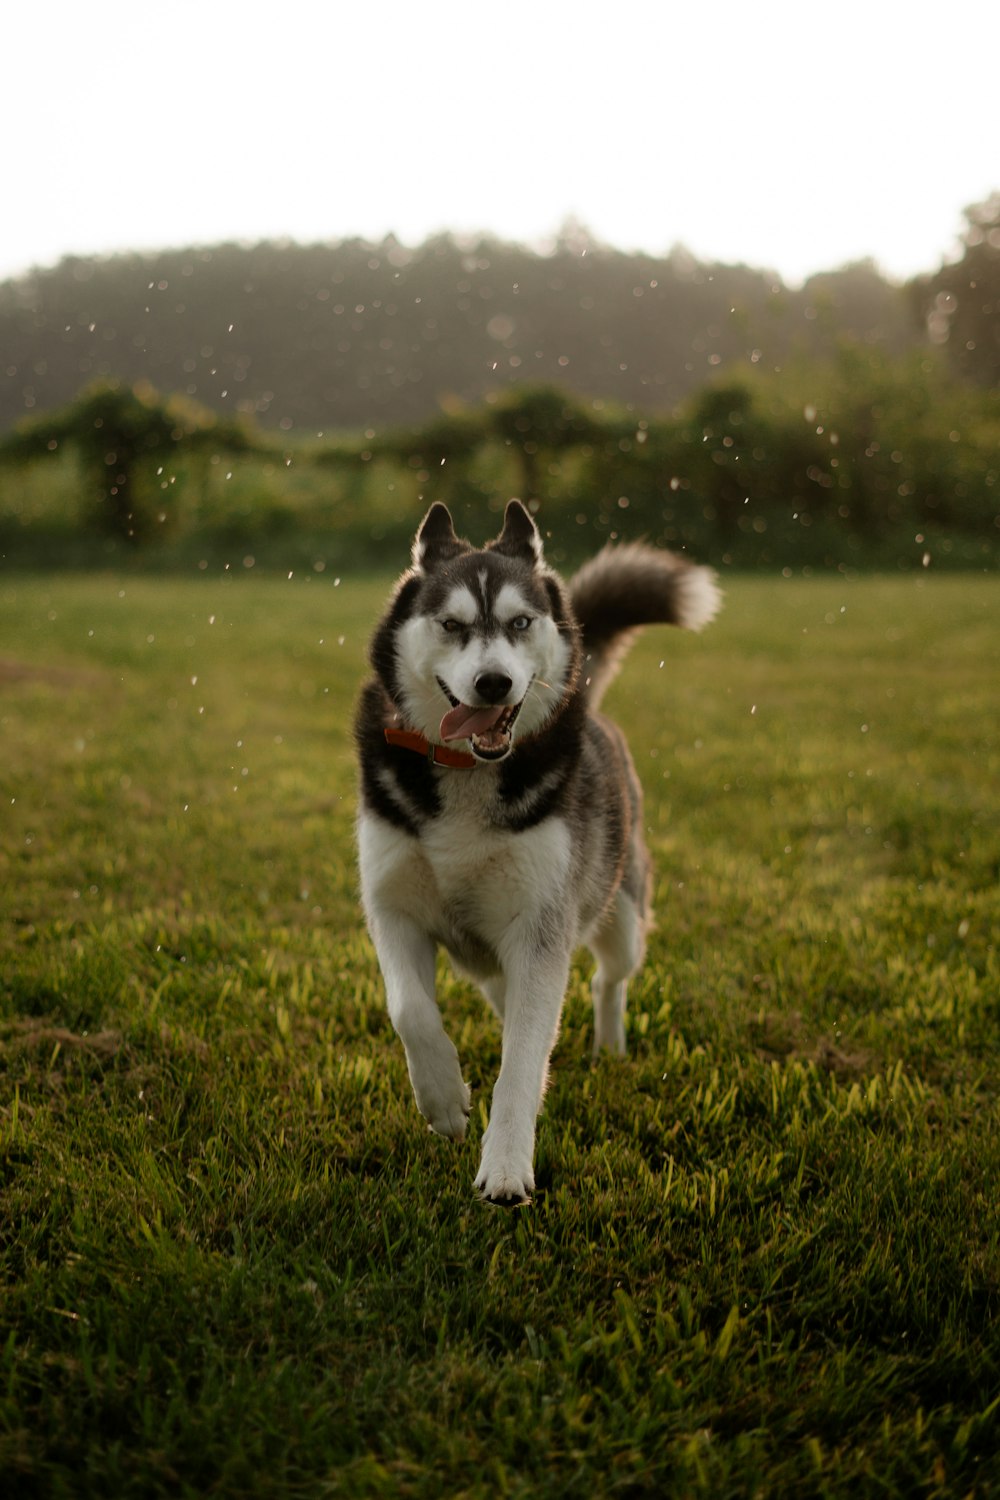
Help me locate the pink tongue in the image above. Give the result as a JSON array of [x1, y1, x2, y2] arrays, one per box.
[[439, 702, 505, 743]]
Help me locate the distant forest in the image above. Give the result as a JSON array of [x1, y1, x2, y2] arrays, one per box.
[[0, 230, 932, 438], [4, 199, 998, 442], [3, 205, 997, 574]]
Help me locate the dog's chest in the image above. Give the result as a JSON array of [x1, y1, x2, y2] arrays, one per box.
[[378, 774, 565, 959], [426, 776, 567, 907], [362, 770, 573, 973]]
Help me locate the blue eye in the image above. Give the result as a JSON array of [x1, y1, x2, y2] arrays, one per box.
[[511, 615, 532, 631]]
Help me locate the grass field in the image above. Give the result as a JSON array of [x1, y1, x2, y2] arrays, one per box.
[[1, 567, 998, 1497]]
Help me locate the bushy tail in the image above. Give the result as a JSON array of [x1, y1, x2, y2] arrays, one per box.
[[569, 543, 720, 706]]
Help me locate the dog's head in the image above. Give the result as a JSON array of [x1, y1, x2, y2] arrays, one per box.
[[372, 501, 577, 762]]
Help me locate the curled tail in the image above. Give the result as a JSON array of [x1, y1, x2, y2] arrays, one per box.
[[569, 543, 721, 706]]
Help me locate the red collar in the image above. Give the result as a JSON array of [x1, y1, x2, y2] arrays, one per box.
[[383, 726, 478, 769]]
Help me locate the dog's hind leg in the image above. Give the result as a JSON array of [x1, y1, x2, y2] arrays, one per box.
[[589, 888, 647, 1058]]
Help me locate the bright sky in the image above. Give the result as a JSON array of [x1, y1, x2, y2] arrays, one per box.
[[5, 0, 997, 287]]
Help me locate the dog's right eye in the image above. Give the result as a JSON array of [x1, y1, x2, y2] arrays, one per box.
[[441, 618, 462, 634]]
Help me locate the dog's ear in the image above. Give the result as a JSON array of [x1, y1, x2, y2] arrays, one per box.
[[488, 499, 544, 567], [412, 503, 469, 572]]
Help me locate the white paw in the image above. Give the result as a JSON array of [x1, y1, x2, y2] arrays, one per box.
[[406, 1043, 471, 1140], [592, 1025, 627, 1059], [475, 1129, 535, 1205]]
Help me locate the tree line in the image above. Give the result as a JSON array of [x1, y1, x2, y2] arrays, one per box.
[[1, 229, 921, 438], [2, 351, 996, 573]]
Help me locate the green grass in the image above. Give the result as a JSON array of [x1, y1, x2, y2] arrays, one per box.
[[1, 569, 998, 1498]]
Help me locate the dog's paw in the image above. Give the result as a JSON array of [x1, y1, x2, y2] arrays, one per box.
[[422, 1083, 471, 1141], [474, 1135, 535, 1206], [408, 1047, 471, 1140]]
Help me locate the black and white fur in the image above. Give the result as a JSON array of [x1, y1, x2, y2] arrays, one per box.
[[355, 501, 720, 1204]]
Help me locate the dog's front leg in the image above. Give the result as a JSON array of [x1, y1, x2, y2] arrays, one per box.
[[475, 938, 571, 1204], [367, 906, 471, 1140]]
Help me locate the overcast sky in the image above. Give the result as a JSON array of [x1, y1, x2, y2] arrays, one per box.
[[5, 0, 997, 287]]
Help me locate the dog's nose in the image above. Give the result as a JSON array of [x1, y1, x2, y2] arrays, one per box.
[[475, 670, 513, 704]]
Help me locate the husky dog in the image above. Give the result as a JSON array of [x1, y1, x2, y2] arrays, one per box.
[[355, 501, 720, 1204]]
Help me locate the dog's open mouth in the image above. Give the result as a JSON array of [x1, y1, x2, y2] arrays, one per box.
[[437, 680, 525, 761]]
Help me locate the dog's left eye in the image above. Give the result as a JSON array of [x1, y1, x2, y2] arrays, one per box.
[[511, 615, 532, 632]]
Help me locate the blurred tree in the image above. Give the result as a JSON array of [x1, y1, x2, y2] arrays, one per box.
[[913, 193, 1000, 386], [801, 260, 913, 353], [485, 385, 608, 500], [0, 380, 262, 542], [729, 345, 1000, 545], [319, 385, 610, 506]]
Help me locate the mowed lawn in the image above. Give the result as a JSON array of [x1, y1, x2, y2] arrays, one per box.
[[1, 567, 998, 1498]]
